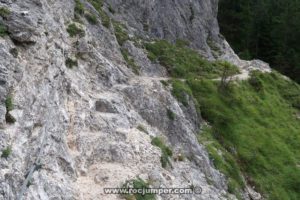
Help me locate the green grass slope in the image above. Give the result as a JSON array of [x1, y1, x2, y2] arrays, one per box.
[[189, 72, 300, 199], [145, 40, 300, 199]]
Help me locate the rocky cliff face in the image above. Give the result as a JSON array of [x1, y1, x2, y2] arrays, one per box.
[[106, 0, 220, 55], [0, 0, 265, 199]]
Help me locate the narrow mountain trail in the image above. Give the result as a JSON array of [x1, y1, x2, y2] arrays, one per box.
[[129, 76, 185, 83]]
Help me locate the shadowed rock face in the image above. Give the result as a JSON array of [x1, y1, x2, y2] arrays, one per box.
[[95, 99, 117, 113], [107, 0, 220, 54]]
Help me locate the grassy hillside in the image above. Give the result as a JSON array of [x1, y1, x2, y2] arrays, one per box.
[[145, 40, 300, 199], [144, 40, 238, 79], [189, 72, 300, 199]]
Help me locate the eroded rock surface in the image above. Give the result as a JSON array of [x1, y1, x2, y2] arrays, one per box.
[[105, 0, 220, 55], [0, 0, 262, 200]]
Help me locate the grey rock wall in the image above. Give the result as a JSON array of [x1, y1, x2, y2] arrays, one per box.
[[0, 0, 243, 199], [106, 0, 221, 57]]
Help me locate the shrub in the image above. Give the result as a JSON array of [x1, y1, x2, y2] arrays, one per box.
[[65, 57, 78, 68], [5, 96, 13, 111], [74, 0, 85, 16], [98, 9, 110, 28], [151, 137, 173, 168], [0, 7, 10, 18], [121, 49, 139, 74], [160, 80, 169, 87], [0, 22, 8, 37], [217, 61, 240, 90], [113, 21, 129, 46], [122, 178, 155, 200], [67, 23, 85, 37], [146, 51, 157, 62], [167, 109, 175, 121], [171, 80, 193, 106], [87, 0, 110, 28], [216, 61, 239, 75], [108, 5, 115, 14], [84, 12, 98, 24], [87, 0, 103, 10], [5, 96, 15, 124], [1, 147, 11, 158]]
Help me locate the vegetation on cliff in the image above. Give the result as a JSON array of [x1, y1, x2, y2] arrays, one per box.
[[146, 40, 300, 200]]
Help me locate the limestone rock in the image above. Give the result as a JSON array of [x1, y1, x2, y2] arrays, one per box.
[[106, 0, 221, 56], [2, 11, 38, 44], [0, 0, 263, 199]]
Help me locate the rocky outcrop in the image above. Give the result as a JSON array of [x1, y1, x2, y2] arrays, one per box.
[[0, 2, 39, 44], [106, 0, 221, 57], [0, 0, 265, 200], [106, 0, 271, 73], [4, 12, 37, 44]]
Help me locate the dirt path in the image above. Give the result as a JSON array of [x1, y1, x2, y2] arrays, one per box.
[[130, 76, 185, 83]]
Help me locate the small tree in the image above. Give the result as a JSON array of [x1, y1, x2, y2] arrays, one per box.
[[1, 147, 12, 158], [218, 61, 239, 90]]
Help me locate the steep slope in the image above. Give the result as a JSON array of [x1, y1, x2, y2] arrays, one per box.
[[104, 0, 220, 55], [0, 0, 235, 200], [1, 0, 297, 200], [143, 28, 300, 200]]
